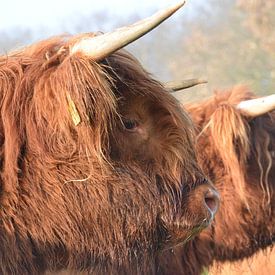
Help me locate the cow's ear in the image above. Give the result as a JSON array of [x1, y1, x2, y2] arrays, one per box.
[[25, 55, 116, 166], [208, 104, 250, 204], [209, 105, 250, 163]]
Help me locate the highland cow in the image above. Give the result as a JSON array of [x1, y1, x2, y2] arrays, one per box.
[[0, 2, 219, 275], [157, 86, 275, 275]]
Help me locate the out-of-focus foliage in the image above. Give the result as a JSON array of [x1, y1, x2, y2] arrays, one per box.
[[130, 0, 274, 102], [175, 0, 274, 100], [237, 0, 275, 53], [0, 0, 274, 102]]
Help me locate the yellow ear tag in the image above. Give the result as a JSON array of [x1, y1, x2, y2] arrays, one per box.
[[66, 93, 81, 126]]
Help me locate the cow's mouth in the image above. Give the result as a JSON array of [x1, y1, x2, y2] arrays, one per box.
[[158, 213, 213, 250], [159, 186, 220, 249]]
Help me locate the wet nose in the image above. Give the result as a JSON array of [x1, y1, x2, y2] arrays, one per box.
[[204, 188, 220, 216]]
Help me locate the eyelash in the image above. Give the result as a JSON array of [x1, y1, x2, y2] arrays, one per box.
[[123, 119, 138, 131]]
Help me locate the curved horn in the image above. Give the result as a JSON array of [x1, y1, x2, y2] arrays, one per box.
[[165, 79, 207, 92], [71, 1, 186, 60], [236, 94, 275, 117]]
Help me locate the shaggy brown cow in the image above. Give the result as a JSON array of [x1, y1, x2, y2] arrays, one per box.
[[0, 2, 219, 275], [157, 86, 275, 275]]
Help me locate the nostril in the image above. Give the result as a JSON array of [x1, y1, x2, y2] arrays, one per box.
[[204, 188, 220, 215], [205, 197, 217, 212]]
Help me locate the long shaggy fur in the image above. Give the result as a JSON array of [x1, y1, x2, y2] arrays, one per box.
[[0, 35, 214, 274], [157, 86, 275, 274]]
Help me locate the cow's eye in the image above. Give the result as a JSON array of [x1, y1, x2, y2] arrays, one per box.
[[123, 119, 138, 131]]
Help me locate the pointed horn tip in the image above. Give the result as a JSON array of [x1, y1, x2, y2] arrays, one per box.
[[200, 80, 208, 83], [71, 0, 186, 58], [165, 78, 208, 92], [172, 1, 186, 10], [237, 94, 275, 117], [166, 1, 186, 16]]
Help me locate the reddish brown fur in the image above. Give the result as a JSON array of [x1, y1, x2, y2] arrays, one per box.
[[0, 35, 216, 274], [157, 86, 275, 274], [210, 247, 275, 275]]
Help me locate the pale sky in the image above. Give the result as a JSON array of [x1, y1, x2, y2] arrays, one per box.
[[0, 0, 202, 81], [0, 0, 196, 32]]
